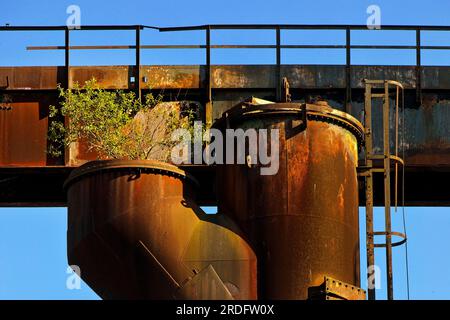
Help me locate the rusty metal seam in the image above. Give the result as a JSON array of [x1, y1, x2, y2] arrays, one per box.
[[138, 240, 181, 289], [63, 160, 199, 189]]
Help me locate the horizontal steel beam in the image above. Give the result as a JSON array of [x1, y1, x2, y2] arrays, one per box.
[[0, 166, 449, 207], [0, 25, 149, 31], [3, 24, 450, 33], [158, 24, 450, 31], [27, 44, 450, 50], [0, 65, 439, 90]]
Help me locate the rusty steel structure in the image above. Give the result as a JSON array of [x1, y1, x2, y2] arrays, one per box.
[[308, 276, 366, 300], [2, 24, 450, 300], [2, 24, 450, 206], [215, 100, 364, 299], [64, 160, 257, 299]]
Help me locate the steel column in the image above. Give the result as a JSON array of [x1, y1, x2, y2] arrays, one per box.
[[345, 27, 351, 113], [416, 29, 422, 105], [364, 83, 375, 300], [65, 28, 70, 88], [276, 27, 281, 102], [135, 26, 141, 100], [383, 81, 394, 300], [205, 26, 212, 126]]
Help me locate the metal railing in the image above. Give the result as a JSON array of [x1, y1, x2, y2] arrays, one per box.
[[2, 24, 450, 107]]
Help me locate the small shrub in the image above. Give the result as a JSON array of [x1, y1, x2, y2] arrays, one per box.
[[48, 79, 200, 163]]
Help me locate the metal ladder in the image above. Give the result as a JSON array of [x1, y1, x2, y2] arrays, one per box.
[[362, 79, 408, 300]]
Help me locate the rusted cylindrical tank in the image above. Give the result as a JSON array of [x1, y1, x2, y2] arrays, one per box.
[[65, 160, 257, 300], [215, 101, 364, 300]]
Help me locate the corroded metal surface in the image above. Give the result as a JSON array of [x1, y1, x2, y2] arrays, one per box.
[[65, 159, 257, 300], [422, 67, 450, 89], [212, 65, 276, 88], [352, 66, 417, 89], [0, 92, 59, 166], [282, 65, 346, 88], [0, 102, 47, 165], [3, 65, 450, 205], [350, 96, 450, 167], [69, 66, 130, 89], [308, 276, 366, 300], [0, 67, 63, 90], [3, 65, 450, 90], [216, 101, 363, 299], [141, 66, 203, 89]]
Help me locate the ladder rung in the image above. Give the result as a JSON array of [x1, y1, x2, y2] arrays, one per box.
[[370, 93, 385, 98]]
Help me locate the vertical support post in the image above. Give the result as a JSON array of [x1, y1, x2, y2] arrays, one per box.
[[205, 26, 212, 127], [276, 26, 281, 102], [135, 25, 141, 101], [395, 86, 399, 211], [65, 27, 70, 89], [384, 81, 394, 300], [364, 82, 375, 301], [416, 29, 422, 106], [345, 27, 352, 114], [63, 27, 71, 165]]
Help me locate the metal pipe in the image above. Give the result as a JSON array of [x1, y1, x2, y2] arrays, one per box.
[[383, 81, 394, 300]]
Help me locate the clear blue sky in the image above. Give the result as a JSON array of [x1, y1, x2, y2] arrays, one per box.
[[1, 0, 450, 300]]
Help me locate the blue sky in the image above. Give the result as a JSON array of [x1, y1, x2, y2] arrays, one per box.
[[1, 0, 450, 300], [2, 0, 450, 66], [1, 206, 449, 300]]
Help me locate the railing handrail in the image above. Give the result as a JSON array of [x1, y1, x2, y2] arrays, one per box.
[[1, 23, 450, 31], [2, 23, 448, 106]]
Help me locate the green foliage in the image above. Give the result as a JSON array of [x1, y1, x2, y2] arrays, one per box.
[[48, 79, 199, 162]]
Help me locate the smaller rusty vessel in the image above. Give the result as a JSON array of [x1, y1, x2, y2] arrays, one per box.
[[65, 159, 257, 299]]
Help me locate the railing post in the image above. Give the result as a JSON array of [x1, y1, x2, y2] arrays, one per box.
[[63, 27, 70, 165], [345, 27, 352, 113], [416, 29, 422, 106], [65, 27, 70, 89], [276, 26, 281, 102], [205, 26, 212, 127], [136, 25, 141, 101]]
